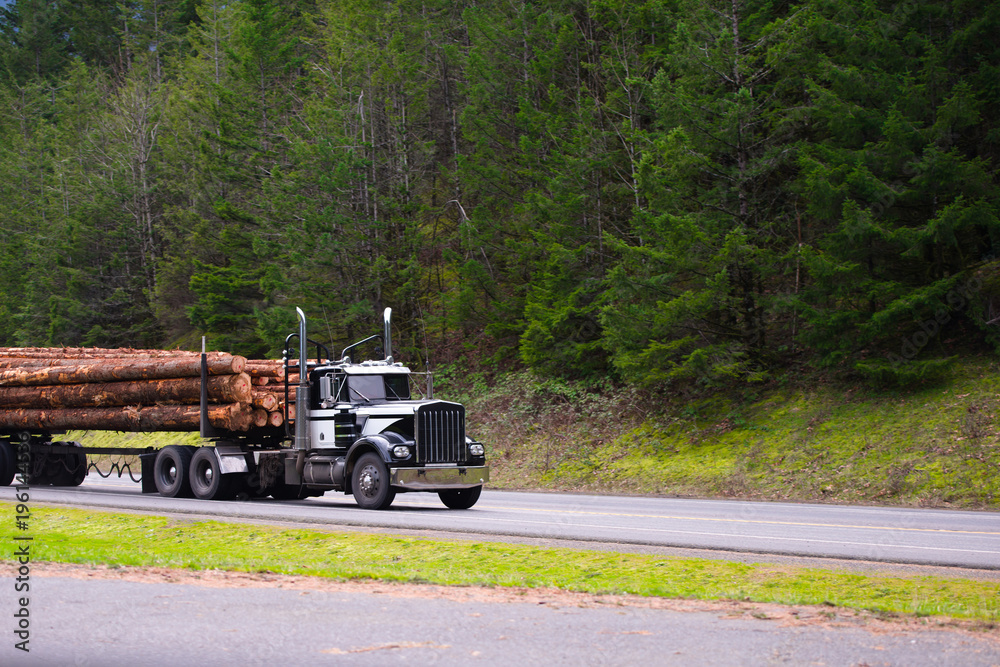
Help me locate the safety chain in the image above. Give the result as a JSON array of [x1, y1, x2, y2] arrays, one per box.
[[87, 456, 142, 483]]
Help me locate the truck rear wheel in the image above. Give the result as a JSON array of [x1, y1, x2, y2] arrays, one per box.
[[438, 485, 482, 509], [189, 447, 233, 500], [153, 445, 194, 498], [351, 452, 395, 510]]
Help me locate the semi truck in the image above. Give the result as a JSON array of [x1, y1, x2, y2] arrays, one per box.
[[0, 308, 489, 510]]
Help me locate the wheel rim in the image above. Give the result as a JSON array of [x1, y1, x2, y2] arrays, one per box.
[[161, 462, 178, 486], [196, 460, 213, 486], [358, 463, 380, 498]]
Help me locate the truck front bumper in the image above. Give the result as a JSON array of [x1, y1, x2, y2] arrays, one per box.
[[390, 465, 489, 490]]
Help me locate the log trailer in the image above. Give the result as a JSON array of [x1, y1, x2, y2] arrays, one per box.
[[0, 309, 489, 510]]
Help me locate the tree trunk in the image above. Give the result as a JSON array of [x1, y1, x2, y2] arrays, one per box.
[[0, 347, 202, 358], [257, 386, 295, 403], [0, 404, 250, 432], [0, 374, 251, 408], [251, 392, 279, 411], [244, 360, 285, 378], [0, 355, 247, 387]]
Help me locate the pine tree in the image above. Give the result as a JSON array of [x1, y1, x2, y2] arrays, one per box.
[[792, 0, 1000, 384], [601, 0, 804, 386], [0, 0, 68, 82]]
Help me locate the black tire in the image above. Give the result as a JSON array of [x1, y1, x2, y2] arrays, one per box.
[[153, 445, 194, 498], [50, 442, 87, 487], [351, 452, 396, 510], [189, 447, 234, 500], [0, 442, 15, 487], [438, 485, 482, 510]]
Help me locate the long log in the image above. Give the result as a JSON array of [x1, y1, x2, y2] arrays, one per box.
[[0, 347, 200, 359], [251, 392, 278, 411], [0, 358, 135, 369], [233, 405, 255, 431], [245, 361, 285, 379], [0, 404, 249, 432], [0, 374, 251, 409], [257, 386, 295, 403], [258, 374, 299, 387], [267, 410, 284, 428], [0, 354, 246, 387], [264, 400, 292, 421], [0, 349, 234, 368], [0, 351, 236, 370]]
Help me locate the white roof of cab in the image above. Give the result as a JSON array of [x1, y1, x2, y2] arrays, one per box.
[[340, 363, 411, 375]]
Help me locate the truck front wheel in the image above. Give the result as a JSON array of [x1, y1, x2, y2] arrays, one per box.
[[351, 453, 395, 510], [439, 485, 482, 510]]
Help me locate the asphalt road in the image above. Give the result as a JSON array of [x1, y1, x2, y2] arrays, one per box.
[[4, 474, 1000, 665], [4, 474, 1000, 570]]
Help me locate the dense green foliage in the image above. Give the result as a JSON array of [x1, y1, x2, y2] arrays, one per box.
[[1, 0, 998, 382]]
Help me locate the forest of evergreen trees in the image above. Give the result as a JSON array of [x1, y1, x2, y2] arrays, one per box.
[[0, 0, 998, 388]]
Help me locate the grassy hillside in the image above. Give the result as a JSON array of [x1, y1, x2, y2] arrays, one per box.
[[445, 357, 1000, 509]]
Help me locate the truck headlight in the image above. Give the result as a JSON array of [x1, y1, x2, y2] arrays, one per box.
[[392, 445, 411, 458], [469, 443, 485, 456]]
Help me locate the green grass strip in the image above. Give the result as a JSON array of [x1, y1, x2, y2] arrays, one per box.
[[5, 503, 999, 622]]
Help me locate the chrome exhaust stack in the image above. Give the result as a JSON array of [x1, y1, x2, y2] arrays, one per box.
[[383, 307, 393, 364], [294, 307, 310, 451]]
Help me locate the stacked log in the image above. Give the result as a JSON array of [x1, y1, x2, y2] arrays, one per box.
[[0, 347, 290, 433], [245, 359, 298, 421], [247, 360, 296, 420]]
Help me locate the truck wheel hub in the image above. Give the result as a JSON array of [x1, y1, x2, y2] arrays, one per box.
[[359, 468, 377, 494]]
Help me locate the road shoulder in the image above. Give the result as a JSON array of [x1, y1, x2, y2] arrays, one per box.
[[33, 560, 1000, 640]]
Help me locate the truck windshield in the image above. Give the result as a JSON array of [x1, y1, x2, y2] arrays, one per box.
[[346, 374, 410, 402], [384, 374, 410, 400], [348, 376, 384, 401]]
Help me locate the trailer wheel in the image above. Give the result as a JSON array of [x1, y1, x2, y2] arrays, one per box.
[[0, 442, 15, 486], [50, 442, 86, 487], [438, 485, 482, 510], [153, 445, 194, 498], [351, 452, 395, 510], [189, 447, 234, 500]]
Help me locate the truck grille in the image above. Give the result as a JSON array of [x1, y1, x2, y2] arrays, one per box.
[[415, 402, 465, 463]]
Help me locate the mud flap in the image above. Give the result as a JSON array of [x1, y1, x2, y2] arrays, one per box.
[[140, 452, 158, 493]]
